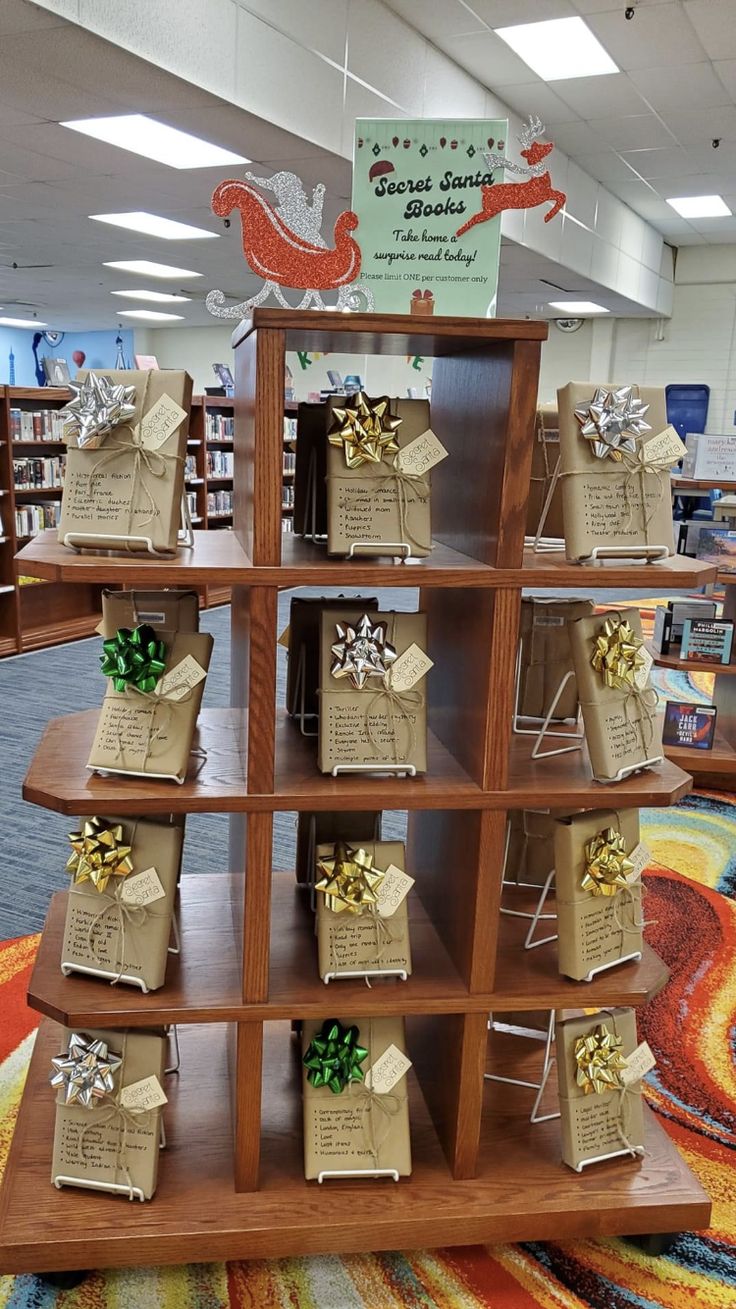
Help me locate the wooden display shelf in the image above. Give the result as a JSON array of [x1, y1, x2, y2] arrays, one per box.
[[666, 730, 736, 775], [520, 549, 717, 589], [0, 1020, 708, 1274], [14, 529, 250, 585], [648, 641, 735, 676], [505, 734, 692, 808], [20, 613, 102, 652], [671, 478, 736, 491], [234, 308, 548, 356], [26, 875, 669, 1029]]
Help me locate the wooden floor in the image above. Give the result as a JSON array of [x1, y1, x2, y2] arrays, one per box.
[[0, 1021, 709, 1274]]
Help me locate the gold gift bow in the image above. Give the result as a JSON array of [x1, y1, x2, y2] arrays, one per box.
[[75, 1034, 157, 1200], [585, 611, 660, 756], [328, 466, 431, 553]]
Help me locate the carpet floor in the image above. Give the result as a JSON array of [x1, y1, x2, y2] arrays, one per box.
[[0, 785, 734, 1305]]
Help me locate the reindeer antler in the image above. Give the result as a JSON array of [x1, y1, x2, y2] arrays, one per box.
[[518, 114, 545, 150]]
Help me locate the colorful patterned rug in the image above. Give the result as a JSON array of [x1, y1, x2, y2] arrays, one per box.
[[0, 789, 734, 1308]]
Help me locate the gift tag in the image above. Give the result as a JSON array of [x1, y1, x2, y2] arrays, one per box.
[[634, 645, 654, 691], [139, 394, 188, 451], [621, 1041, 657, 1087], [395, 428, 449, 477], [642, 424, 688, 467], [120, 866, 166, 907], [277, 624, 291, 649], [376, 864, 415, 918], [626, 841, 651, 883], [119, 1074, 168, 1112], [388, 643, 434, 692], [367, 1044, 412, 1094], [159, 653, 207, 701]]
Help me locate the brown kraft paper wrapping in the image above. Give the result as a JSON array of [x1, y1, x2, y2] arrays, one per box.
[[286, 597, 378, 721], [51, 1027, 166, 1199], [555, 1008, 644, 1171], [293, 401, 329, 537], [518, 598, 594, 720], [315, 840, 412, 980], [554, 809, 643, 981], [295, 811, 381, 886], [100, 589, 200, 638], [505, 810, 557, 887], [62, 816, 184, 991], [318, 609, 428, 774], [526, 406, 564, 540], [302, 1015, 412, 1179], [59, 369, 192, 554], [557, 382, 675, 562], [87, 630, 214, 783], [326, 397, 432, 558], [568, 609, 662, 782]]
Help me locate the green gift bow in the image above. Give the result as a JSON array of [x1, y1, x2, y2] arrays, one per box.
[[100, 624, 167, 693], [303, 1019, 368, 1094]]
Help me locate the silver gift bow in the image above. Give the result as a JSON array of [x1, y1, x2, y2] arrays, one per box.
[[574, 385, 651, 462], [61, 371, 137, 450]]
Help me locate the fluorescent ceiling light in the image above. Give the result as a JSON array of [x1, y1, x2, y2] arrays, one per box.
[[495, 17, 618, 80], [104, 259, 202, 279], [90, 212, 218, 240], [0, 316, 47, 328], [666, 194, 731, 218], [111, 289, 191, 303], [117, 309, 185, 321], [549, 300, 610, 314], [61, 114, 248, 169]]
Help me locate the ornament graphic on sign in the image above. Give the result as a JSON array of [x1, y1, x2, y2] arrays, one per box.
[[206, 169, 375, 318], [456, 115, 566, 236]]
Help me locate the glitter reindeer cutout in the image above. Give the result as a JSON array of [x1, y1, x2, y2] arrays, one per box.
[[206, 169, 375, 318], [456, 115, 566, 236]]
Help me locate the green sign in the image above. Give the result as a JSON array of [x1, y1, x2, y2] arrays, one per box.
[[352, 118, 506, 318]]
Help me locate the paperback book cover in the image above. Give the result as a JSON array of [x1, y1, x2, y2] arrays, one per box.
[[681, 618, 734, 665], [696, 528, 736, 571], [662, 702, 717, 750]]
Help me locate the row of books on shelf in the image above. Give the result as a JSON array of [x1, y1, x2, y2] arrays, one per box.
[[9, 408, 66, 442], [13, 456, 65, 488], [284, 415, 297, 442], [15, 501, 61, 537], [283, 451, 296, 475], [282, 515, 294, 533], [282, 485, 295, 508], [205, 413, 234, 441], [207, 489, 232, 516], [185, 491, 199, 522], [207, 450, 234, 478], [184, 454, 198, 479]]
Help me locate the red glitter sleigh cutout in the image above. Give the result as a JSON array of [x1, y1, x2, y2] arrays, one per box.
[[456, 115, 566, 237], [206, 170, 375, 318]]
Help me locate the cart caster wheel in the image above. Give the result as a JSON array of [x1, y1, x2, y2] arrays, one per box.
[[37, 1270, 89, 1289], [628, 1232, 681, 1256]]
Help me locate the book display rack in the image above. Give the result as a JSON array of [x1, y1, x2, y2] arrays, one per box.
[[0, 310, 712, 1274]]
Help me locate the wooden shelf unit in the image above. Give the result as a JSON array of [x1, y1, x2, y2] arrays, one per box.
[[0, 310, 710, 1275]]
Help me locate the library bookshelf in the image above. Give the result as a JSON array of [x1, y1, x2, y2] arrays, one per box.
[[1, 310, 712, 1275]]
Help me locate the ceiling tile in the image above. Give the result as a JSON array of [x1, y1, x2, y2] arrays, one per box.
[[464, 0, 576, 23], [347, 0, 426, 111], [684, 0, 736, 61], [628, 61, 730, 111], [576, 149, 644, 182], [592, 114, 676, 150], [237, 0, 349, 66], [713, 59, 736, 97], [381, 0, 486, 41], [439, 29, 541, 87], [0, 0, 71, 32], [235, 15, 345, 157], [659, 104, 736, 145], [493, 80, 581, 125], [621, 146, 704, 179], [585, 4, 708, 70], [548, 120, 608, 154], [422, 45, 487, 117], [572, 0, 673, 10], [552, 73, 650, 119]]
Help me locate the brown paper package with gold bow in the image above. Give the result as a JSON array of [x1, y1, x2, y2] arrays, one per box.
[[557, 382, 675, 563], [59, 369, 192, 554], [554, 809, 643, 981], [555, 1008, 644, 1171], [567, 609, 662, 782], [62, 816, 184, 991], [325, 397, 432, 558], [100, 588, 200, 640], [315, 840, 412, 980], [318, 609, 428, 774], [301, 1015, 412, 1180], [518, 597, 594, 721], [51, 1027, 166, 1199], [87, 630, 214, 783], [295, 811, 381, 886]]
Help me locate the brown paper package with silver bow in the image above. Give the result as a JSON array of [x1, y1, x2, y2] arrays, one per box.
[[567, 609, 662, 783], [555, 1008, 644, 1171], [325, 397, 432, 558], [315, 839, 412, 981], [318, 609, 428, 774], [557, 382, 674, 563], [62, 816, 184, 991], [59, 369, 192, 554], [554, 809, 643, 981], [285, 596, 377, 722], [88, 630, 214, 783], [100, 589, 200, 639], [518, 597, 594, 721], [301, 1015, 412, 1180], [51, 1027, 166, 1199]]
